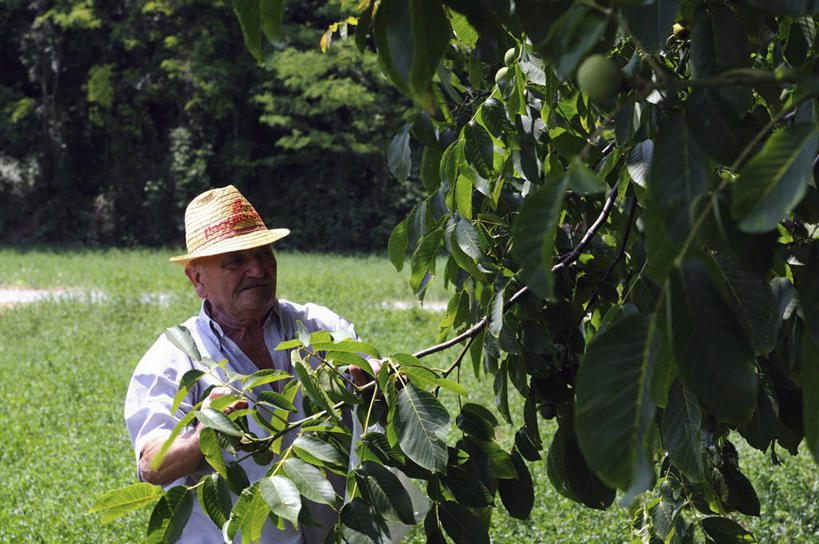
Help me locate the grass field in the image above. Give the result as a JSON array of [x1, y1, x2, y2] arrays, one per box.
[[0, 248, 816, 543]]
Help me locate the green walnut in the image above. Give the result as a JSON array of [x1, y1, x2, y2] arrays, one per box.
[[576, 54, 622, 102], [495, 66, 510, 85], [504, 47, 517, 66]]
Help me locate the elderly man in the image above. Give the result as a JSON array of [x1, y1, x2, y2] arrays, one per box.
[[124, 185, 368, 543]]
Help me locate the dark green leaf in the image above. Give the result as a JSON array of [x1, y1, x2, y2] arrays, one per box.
[[743, 0, 819, 15], [231, 0, 262, 62], [662, 380, 704, 481], [259, 0, 285, 43], [700, 516, 755, 543], [456, 403, 498, 441], [293, 359, 338, 420], [441, 465, 494, 508], [511, 177, 568, 299], [627, 140, 653, 188], [88, 482, 164, 524], [146, 486, 194, 544], [621, 0, 682, 53], [719, 467, 760, 516], [711, 254, 779, 355], [804, 333, 819, 465], [690, 4, 751, 78], [226, 461, 251, 495], [514, 427, 542, 461], [197, 473, 232, 529], [388, 217, 409, 272], [339, 498, 391, 544], [732, 123, 818, 233], [355, 461, 416, 524], [410, 227, 444, 296], [464, 121, 495, 179], [575, 313, 657, 500], [388, 124, 412, 183], [438, 500, 489, 544], [539, 3, 607, 78], [739, 378, 779, 452], [260, 475, 302, 525], [567, 158, 607, 195], [685, 88, 754, 165], [497, 451, 535, 519], [547, 421, 616, 510], [424, 506, 447, 544], [282, 458, 337, 506], [669, 258, 757, 423], [394, 383, 450, 473]]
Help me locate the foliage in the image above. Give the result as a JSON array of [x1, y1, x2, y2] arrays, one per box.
[[91, 0, 819, 543], [0, 0, 417, 251]]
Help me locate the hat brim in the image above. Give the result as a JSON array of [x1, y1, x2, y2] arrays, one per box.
[[170, 228, 290, 265]]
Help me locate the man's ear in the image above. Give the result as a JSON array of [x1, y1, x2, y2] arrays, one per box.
[[184, 264, 208, 299]]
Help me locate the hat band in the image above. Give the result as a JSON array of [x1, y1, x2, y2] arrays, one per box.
[[189, 210, 265, 253]]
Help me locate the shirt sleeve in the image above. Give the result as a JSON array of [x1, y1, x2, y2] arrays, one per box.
[[123, 334, 201, 474]]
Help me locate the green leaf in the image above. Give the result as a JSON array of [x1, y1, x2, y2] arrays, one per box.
[[355, 461, 416, 524], [388, 217, 409, 272], [388, 123, 412, 183], [292, 435, 346, 469], [719, 466, 761, 516], [310, 339, 381, 360], [456, 403, 498, 441], [700, 516, 755, 543], [293, 359, 338, 420], [163, 325, 201, 361], [568, 157, 607, 195], [511, 177, 568, 299], [260, 475, 302, 525], [743, 0, 819, 15], [539, 3, 607, 78], [259, 0, 284, 44], [339, 498, 391, 544], [256, 390, 297, 412], [226, 483, 269, 543], [438, 500, 490, 544], [441, 465, 494, 508], [497, 451, 535, 519], [685, 88, 754, 165], [648, 114, 708, 243], [690, 4, 751, 78], [231, 0, 262, 62], [739, 378, 779, 452], [621, 0, 682, 53], [662, 379, 704, 481], [410, 227, 444, 296], [170, 370, 205, 414], [199, 427, 229, 480], [88, 482, 164, 524], [464, 120, 495, 179], [804, 333, 819, 465], [710, 254, 779, 355], [627, 140, 653, 188], [547, 420, 616, 510], [197, 473, 232, 529], [575, 313, 657, 500], [455, 175, 473, 219], [732, 123, 819, 233], [146, 486, 194, 544], [394, 382, 450, 473], [488, 283, 506, 337], [669, 258, 757, 423], [281, 458, 337, 506], [194, 407, 243, 437], [243, 368, 291, 389]]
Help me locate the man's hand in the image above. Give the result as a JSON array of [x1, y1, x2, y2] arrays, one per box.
[[349, 358, 383, 387], [138, 387, 247, 485]]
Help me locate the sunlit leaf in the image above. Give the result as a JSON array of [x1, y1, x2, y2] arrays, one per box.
[[194, 407, 243, 437], [197, 473, 232, 529], [145, 486, 194, 544], [260, 475, 301, 525], [282, 458, 337, 506], [88, 482, 164, 524], [732, 123, 818, 233], [394, 383, 450, 473], [163, 325, 201, 361]]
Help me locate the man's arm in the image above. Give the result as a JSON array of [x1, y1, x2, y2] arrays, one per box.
[[137, 387, 247, 486]]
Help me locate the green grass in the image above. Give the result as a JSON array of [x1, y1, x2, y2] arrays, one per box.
[[0, 248, 816, 543]]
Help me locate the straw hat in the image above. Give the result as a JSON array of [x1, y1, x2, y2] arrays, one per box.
[[170, 185, 290, 265]]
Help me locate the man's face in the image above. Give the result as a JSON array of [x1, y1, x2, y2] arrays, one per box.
[[185, 245, 278, 325]]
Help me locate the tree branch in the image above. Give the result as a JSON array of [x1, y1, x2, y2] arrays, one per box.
[[415, 182, 622, 359]]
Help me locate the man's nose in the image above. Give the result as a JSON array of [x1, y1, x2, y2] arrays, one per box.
[[245, 254, 267, 277]]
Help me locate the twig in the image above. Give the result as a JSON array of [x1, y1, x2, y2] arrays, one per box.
[[414, 181, 622, 360]]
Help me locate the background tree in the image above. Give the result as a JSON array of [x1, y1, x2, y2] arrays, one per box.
[[91, 0, 819, 543]]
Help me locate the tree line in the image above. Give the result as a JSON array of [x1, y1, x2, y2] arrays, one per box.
[[0, 0, 419, 251]]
